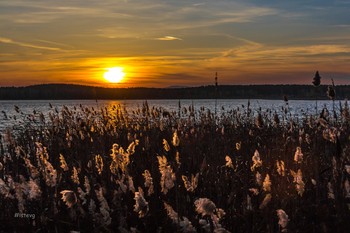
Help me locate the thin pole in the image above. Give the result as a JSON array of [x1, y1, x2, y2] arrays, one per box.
[[215, 72, 218, 118]]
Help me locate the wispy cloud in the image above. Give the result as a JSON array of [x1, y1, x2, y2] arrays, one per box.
[[0, 37, 61, 51], [193, 3, 206, 7], [34, 39, 73, 49], [220, 44, 350, 61], [156, 36, 182, 41], [203, 42, 350, 84]]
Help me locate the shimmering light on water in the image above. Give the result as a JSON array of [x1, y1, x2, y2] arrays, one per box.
[[0, 99, 344, 131]]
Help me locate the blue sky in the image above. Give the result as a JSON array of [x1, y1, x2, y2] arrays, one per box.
[[1, 0, 350, 87]]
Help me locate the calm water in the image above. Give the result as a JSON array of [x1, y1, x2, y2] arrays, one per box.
[[0, 99, 343, 131]]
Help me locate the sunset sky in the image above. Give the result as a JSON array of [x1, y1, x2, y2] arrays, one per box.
[[1, 0, 350, 87]]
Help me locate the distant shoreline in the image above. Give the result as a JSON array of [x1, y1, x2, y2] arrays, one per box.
[[0, 84, 349, 100]]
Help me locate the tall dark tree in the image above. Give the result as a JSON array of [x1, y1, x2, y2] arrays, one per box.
[[312, 71, 321, 114], [312, 71, 321, 86]]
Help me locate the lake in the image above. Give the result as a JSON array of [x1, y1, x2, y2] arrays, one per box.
[[0, 99, 344, 131]]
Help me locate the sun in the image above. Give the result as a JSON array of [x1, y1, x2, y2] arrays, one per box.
[[104, 67, 125, 83]]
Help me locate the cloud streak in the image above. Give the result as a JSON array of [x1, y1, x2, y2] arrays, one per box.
[[156, 36, 183, 41], [0, 37, 61, 51]]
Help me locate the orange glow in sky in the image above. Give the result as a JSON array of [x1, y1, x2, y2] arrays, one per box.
[[1, 0, 350, 87]]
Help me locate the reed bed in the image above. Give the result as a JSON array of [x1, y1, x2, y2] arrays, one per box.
[[0, 100, 349, 233]]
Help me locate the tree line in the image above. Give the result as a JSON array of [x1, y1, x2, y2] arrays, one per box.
[[0, 84, 349, 100]]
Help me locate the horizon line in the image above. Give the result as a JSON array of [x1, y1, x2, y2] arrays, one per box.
[[1, 82, 349, 89]]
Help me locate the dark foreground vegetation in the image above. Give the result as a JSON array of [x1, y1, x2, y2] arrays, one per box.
[[0, 84, 350, 100], [0, 98, 350, 233]]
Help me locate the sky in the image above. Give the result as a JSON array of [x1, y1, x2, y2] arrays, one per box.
[[1, 0, 350, 87]]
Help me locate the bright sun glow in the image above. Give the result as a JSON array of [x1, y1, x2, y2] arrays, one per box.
[[104, 67, 125, 83]]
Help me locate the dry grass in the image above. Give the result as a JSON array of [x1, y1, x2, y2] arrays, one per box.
[[0, 101, 349, 232]]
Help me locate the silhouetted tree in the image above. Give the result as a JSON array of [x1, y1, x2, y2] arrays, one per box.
[[312, 71, 321, 86], [312, 71, 322, 114]]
